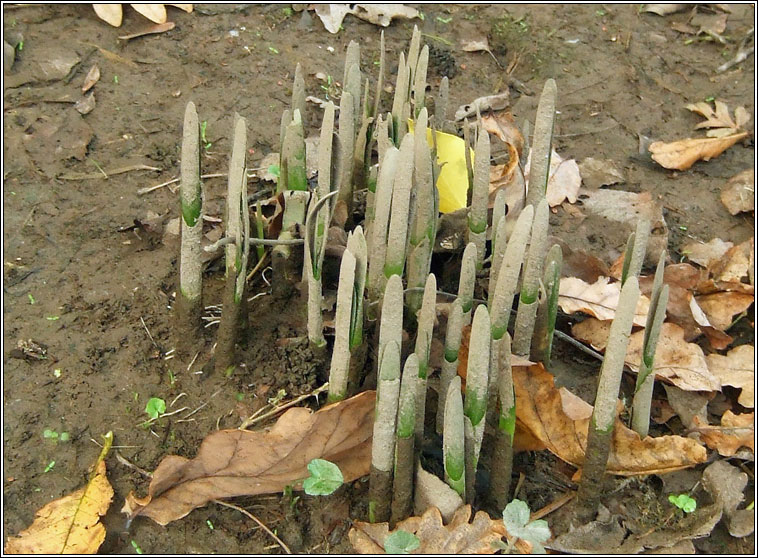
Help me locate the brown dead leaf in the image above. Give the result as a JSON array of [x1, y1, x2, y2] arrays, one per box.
[[721, 169, 754, 215], [558, 276, 651, 327], [682, 238, 733, 268], [573, 321, 721, 393], [82, 64, 100, 93], [5, 433, 114, 554], [649, 132, 748, 171], [692, 411, 754, 456], [550, 236, 610, 283], [349, 505, 514, 554], [707, 237, 753, 284], [695, 291, 753, 331], [482, 111, 524, 156], [577, 157, 625, 190], [123, 391, 375, 525], [706, 344, 754, 408], [626, 322, 721, 392], [524, 149, 581, 207], [118, 21, 176, 40], [514, 364, 707, 475], [461, 37, 492, 54]]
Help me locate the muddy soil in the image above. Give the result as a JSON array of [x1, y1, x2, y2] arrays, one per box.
[[3, 4, 754, 554]]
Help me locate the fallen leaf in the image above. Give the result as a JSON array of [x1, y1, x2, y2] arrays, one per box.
[[413, 463, 463, 523], [118, 21, 176, 40], [549, 236, 610, 283], [686, 100, 747, 136], [662, 384, 710, 428], [524, 148, 581, 207], [514, 364, 707, 475], [572, 321, 721, 392], [481, 111, 524, 156], [690, 12, 728, 35], [574, 189, 668, 264], [649, 132, 748, 171], [577, 157, 625, 189], [681, 238, 733, 268], [706, 344, 754, 408], [720, 169, 754, 215], [131, 4, 168, 23], [123, 391, 375, 525], [82, 64, 100, 93], [707, 236, 753, 284], [695, 291, 753, 331], [642, 4, 689, 16], [349, 505, 513, 554], [5, 432, 114, 554], [461, 37, 491, 53], [692, 411, 754, 456], [93, 4, 123, 26], [558, 276, 651, 327], [701, 460, 754, 538]]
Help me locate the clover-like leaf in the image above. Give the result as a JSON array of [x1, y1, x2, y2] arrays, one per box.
[[303, 458, 343, 496], [668, 493, 697, 513], [384, 530, 420, 554], [503, 499, 551, 554], [144, 397, 166, 420]]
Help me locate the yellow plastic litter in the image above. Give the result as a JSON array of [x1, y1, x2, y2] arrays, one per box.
[[408, 120, 474, 214]]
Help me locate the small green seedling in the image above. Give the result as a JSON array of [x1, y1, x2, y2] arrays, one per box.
[[436, 16, 452, 24], [200, 120, 212, 150], [43, 429, 69, 442], [303, 458, 343, 496], [144, 397, 166, 420], [384, 530, 420, 554], [44, 460, 56, 473], [206, 519, 214, 530], [28, 293, 36, 304], [235, 392, 245, 402], [46, 315, 60, 321], [668, 493, 697, 513], [113, 75, 119, 84], [268, 46, 280, 54], [53, 369, 61, 378], [131, 540, 143, 554], [501, 499, 551, 554]]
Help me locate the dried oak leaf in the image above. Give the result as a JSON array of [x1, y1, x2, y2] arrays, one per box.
[[706, 236, 754, 284], [349, 505, 515, 554], [649, 132, 749, 171], [686, 100, 749, 137], [514, 364, 707, 475], [695, 291, 754, 331], [5, 446, 113, 554], [558, 276, 651, 327], [692, 411, 754, 456], [122, 391, 375, 525], [721, 169, 754, 215], [572, 321, 721, 392], [706, 344, 754, 408]]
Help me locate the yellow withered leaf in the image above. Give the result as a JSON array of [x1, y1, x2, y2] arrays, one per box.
[[5, 432, 114, 554], [408, 120, 474, 214], [649, 132, 748, 171]]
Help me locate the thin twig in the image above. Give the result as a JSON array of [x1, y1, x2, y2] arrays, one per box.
[[214, 497, 293, 554], [115, 451, 153, 478], [205, 236, 304, 252], [239, 382, 329, 430], [137, 172, 228, 195], [180, 388, 223, 420], [140, 316, 160, 353], [531, 491, 575, 521]]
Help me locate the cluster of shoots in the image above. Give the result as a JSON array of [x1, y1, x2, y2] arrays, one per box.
[[174, 24, 669, 529]]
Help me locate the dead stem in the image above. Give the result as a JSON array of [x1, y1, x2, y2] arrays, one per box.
[[530, 491, 575, 521], [239, 382, 329, 430], [213, 499, 292, 554], [115, 451, 153, 478]]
